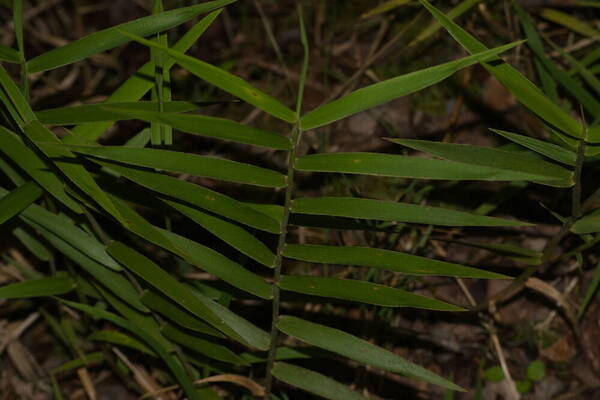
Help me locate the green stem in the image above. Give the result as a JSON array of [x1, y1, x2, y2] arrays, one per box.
[[264, 4, 308, 397]]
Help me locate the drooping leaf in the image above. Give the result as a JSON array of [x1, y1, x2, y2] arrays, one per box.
[[0, 273, 75, 299], [12, 226, 52, 261], [283, 244, 508, 279], [72, 11, 222, 141], [0, 186, 121, 271], [26, 0, 236, 73], [419, 0, 582, 139], [24, 121, 126, 224], [295, 152, 562, 182], [360, 0, 411, 19], [103, 107, 293, 150], [158, 228, 274, 299], [291, 197, 531, 227], [0, 44, 20, 63], [141, 290, 224, 337], [162, 324, 248, 365], [164, 198, 276, 267], [277, 316, 463, 391], [300, 41, 522, 130], [107, 241, 270, 350], [30, 221, 148, 312], [51, 352, 105, 374], [36, 101, 201, 125], [491, 129, 576, 166], [0, 126, 82, 213], [59, 144, 287, 188], [0, 182, 42, 225], [572, 209, 600, 234], [272, 362, 369, 400], [88, 330, 156, 356], [0, 64, 35, 124], [121, 30, 297, 123], [279, 275, 463, 310], [578, 261, 600, 318], [62, 300, 201, 400], [98, 161, 280, 233], [387, 138, 573, 184]]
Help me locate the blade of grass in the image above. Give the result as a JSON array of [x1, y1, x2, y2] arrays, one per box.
[[0, 182, 42, 225]]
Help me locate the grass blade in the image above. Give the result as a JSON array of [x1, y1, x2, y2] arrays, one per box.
[[164, 199, 276, 267], [0, 126, 82, 213], [98, 161, 280, 233], [60, 144, 287, 188], [0, 273, 74, 299], [295, 152, 564, 182], [102, 107, 292, 150], [279, 275, 463, 311], [0, 182, 42, 225], [578, 261, 600, 318], [491, 129, 576, 166], [540, 8, 600, 38], [300, 41, 523, 130], [107, 241, 270, 349], [36, 101, 201, 125], [162, 324, 248, 365], [26, 0, 236, 73], [277, 316, 463, 391], [571, 209, 600, 234], [120, 30, 297, 123], [283, 244, 508, 279], [141, 290, 225, 337], [272, 362, 369, 400], [0, 44, 20, 63], [387, 138, 573, 183], [291, 197, 531, 227]]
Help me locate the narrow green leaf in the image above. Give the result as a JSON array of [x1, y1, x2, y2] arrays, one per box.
[[442, 239, 542, 265], [26, 0, 236, 73], [272, 362, 369, 400], [513, 3, 600, 116], [159, 228, 274, 299], [0, 64, 35, 124], [0, 126, 82, 213], [51, 352, 104, 374], [361, 0, 411, 19], [0, 44, 20, 63], [107, 241, 270, 349], [103, 107, 293, 150], [295, 152, 562, 182], [0, 273, 74, 299], [387, 138, 573, 184], [0, 182, 42, 225], [99, 161, 280, 233], [300, 41, 523, 130], [540, 8, 600, 38], [162, 324, 248, 365], [283, 244, 509, 279], [36, 101, 201, 125], [62, 300, 201, 400], [279, 275, 463, 310], [141, 290, 224, 337], [60, 144, 287, 188], [120, 30, 297, 123], [419, 0, 582, 139], [165, 199, 276, 267], [578, 261, 600, 318], [88, 330, 155, 356], [12, 226, 51, 261], [0, 187, 121, 271], [24, 121, 126, 224], [572, 209, 600, 234], [491, 129, 576, 166], [277, 316, 463, 391], [72, 11, 222, 141], [30, 222, 148, 312], [291, 197, 531, 227]]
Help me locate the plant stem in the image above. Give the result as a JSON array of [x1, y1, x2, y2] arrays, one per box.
[[264, 124, 302, 398], [264, 5, 309, 397]]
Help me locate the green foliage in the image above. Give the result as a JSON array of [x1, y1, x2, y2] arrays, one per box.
[[1, 1, 597, 399]]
